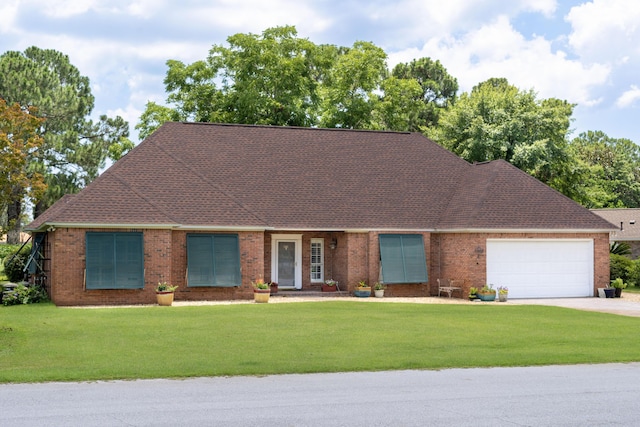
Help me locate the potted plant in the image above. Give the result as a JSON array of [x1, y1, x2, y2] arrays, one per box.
[[322, 279, 338, 292], [155, 282, 178, 306], [374, 282, 385, 298], [468, 286, 478, 301], [270, 281, 278, 294], [610, 278, 627, 298], [497, 286, 509, 302], [477, 284, 496, 301], [252, 279, 271, 303], [354, 280, 371, 298]]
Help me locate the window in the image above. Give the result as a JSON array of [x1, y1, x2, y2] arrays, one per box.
[[187, 234, 241, 287], [379, 234, 428, 284], [310, 239, 324, 282], [85, 232, 144, 289]]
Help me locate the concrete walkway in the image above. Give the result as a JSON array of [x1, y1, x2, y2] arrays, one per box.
[[79, 292, 640, 317]]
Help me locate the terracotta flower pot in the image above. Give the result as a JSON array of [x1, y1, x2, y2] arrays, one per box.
[[253, 288, 270, 303], [156, 291, 175, 306]]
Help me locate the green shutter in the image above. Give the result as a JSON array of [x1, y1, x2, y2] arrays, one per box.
[[379, 234, 428, 284], [86, 232, 144, 290], [115, 234, 144, 289], [187, 235, 215, 286], [213, 234, 241, 287], [86, 233, 115, 289], [187, 234, 241, 287]]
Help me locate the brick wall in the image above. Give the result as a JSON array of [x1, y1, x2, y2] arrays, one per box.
[[45, 228, 610, 305], [47, 228, 264, 306]]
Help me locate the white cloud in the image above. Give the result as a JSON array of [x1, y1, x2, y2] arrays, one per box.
[[566, 0, 640, 64], [0, 1, 20, 34], [616, 85, 640, 108], [389, 15, 610, 105]]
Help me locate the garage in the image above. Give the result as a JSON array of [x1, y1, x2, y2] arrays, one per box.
[[486, 239, 594, 298]]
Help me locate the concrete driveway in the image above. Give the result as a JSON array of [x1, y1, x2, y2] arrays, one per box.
[[509, 294, 640, 317]]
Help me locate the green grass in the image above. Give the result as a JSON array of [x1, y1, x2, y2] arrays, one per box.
[[1, 301, 640, 383], [623, 285, 640, 294]]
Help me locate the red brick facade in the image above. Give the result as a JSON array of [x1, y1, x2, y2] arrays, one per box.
[[43, 227, 610, 306]]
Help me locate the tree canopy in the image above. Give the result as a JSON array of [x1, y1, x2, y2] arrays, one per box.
[[136, 26, 458, 138], [0, 99, 46, 235], [431, 78, 584, 198], [0, 46, 133, 242], [569, 131, 640, 208]]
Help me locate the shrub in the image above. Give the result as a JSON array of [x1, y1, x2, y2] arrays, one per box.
[[2, 244, 32, 283], [627, 259, 640, 287], [2, 283, 48, 306], [610, 254, 633, 283], [4, 252, 28, 283], [0, 243, 28, 260]]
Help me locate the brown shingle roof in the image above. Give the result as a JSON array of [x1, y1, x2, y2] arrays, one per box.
[[26, 122, 615, 232]]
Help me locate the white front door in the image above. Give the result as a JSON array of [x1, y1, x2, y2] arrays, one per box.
[[271, 234, 302, 290]]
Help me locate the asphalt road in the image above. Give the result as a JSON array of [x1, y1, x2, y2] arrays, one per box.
[[2, 363, 640, 426]]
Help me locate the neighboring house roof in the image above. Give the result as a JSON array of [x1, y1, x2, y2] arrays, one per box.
[[591, 208, 640, 240], [26, 122, 616, 232]]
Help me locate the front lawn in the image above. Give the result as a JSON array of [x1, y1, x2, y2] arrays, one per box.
[[1, 301, 639, 383]]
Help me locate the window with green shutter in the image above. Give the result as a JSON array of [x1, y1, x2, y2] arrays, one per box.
[[85, 232, 144, 289], [379, 234, 428, 284], [187, 234, 241, 287]]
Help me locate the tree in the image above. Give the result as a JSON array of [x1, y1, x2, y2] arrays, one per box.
[[432, 78, 582, 198], [370, 76, 425, 131], [318, 41, 388, 129], [391, 57, 458, 130], [569, 131, 640, 208], [0, 47, 131, 241], [0, 99, 46, 237], [137, 26, 330, 138], [139, 26, 455, 135]]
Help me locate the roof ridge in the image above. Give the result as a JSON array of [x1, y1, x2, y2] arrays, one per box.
[[149, 135, 270, 226], [178, 121, 413, 135]]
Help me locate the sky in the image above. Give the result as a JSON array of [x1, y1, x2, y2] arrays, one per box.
[[1, 0, 639, 145]]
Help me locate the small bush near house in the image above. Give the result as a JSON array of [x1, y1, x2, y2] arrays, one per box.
[[610, 254, 634, 283], [3, 253, 28, 283], [627, 259, 640, 288], [2, 245, 31, 283], [2, 283, 48, 306]]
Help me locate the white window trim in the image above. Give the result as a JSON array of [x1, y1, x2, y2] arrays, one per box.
[[310, 238, 324, 283]]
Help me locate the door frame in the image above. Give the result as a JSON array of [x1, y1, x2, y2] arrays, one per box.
[[271, 234, 303, 290]]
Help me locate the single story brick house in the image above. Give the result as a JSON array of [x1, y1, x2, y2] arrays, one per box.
[[26, 122, 615, 306]]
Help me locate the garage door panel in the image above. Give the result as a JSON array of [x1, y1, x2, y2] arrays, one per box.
[[487, 240, 593, 299]]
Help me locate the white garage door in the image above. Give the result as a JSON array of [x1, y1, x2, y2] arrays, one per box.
[[486, 239, 593, 298]]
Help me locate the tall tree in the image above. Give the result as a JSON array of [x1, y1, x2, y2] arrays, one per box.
[[432, 78, 582, 199], [0, 47, 132, 241], [137, 26, 330, 138], [318, 41, 388, 129], [391, 57, 458, 130], [139, 26, 454, 136], [569, 131, 640, 208], [0, 99, 46, 239]]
